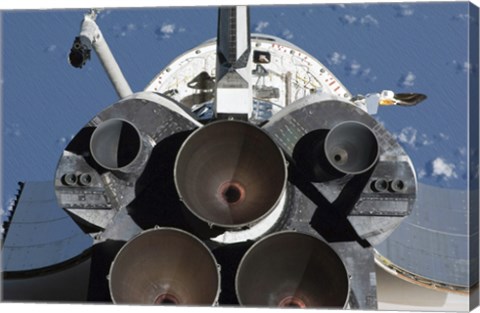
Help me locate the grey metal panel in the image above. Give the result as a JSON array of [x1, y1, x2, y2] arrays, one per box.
[[375, 183, 472, 287], [54, 92, 201, 230], [263, 94, 416, 244], [2, 181, 93, 273], [330, 243, 377, 309], [2, 258, 91, 302], [274, 183, 377, 309]]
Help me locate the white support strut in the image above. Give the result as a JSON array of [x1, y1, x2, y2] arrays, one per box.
[[79, 13, 133, 99]]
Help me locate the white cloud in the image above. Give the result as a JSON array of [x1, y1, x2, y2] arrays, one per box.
[[126, 23, 136, 31], [98, 10, 112, 19], [456, 147, 467, 157], [395, 4, 414, 17], [160, 23, 176, 38], [452, 60, 478, 74], [346, 60, 362, 76], [394, 127, 435, 148], [5, 123, 21, 137], [419, 133, 434, 146], [395, 127, 417, 147], [361, 68, 375, 80], [255, 21, 269, 33], [282, 29, 293, 40], [46, 44, 57, 52], [2, 197, 16, 222], [340, 59, 376, 82], [154, 22, 186, 39], [418, 168, 426, 178], [463, 62, 473, 72], [361, 68, 371, 76], [113, 22, 139, 38], [438, 133, 449, 140], [340, 14, 357, 25], [453, 14, 473, 22], [329, 4, 346, 10], [57, 137, 68, 145], [340, 14, 378, 27], [360, 15, 379, 26], [431, 158, 458, 180], [327, 52, 346, 65], [399, 71, 416, 87]]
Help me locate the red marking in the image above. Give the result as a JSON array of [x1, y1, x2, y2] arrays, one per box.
[[334, 86, 340, 92], [329, 81, 335, 86], [278, 296, 307, 308]]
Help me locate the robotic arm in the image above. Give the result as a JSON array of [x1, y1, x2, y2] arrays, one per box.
[[68, 9, 133, 99]]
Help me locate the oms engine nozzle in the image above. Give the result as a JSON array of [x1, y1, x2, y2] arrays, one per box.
[[324, 121, 379, 176], [90, 118, 146, 173], [174, 120, 287, 228], [235, 231, 350, 308], [108, 228, 220, 305], [294, 120, 379, 181]]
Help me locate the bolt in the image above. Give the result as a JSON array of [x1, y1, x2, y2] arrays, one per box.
[[371, 179, 388, 192], [62, 173, 77, 186], [78, 173, 93, 186], [390, 179, 406, 193]]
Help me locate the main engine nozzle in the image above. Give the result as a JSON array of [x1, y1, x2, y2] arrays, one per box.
[[324, 121, 379, 176], [235, 231, 349, 308], [174, 120, 287, 228], [109, 228, 220, 305]]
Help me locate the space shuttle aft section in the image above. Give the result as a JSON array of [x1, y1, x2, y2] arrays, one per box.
[[3, 6, 427, 308]]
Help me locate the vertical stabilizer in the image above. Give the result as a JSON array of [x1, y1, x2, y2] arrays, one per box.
[[214, 6, 252, 119]]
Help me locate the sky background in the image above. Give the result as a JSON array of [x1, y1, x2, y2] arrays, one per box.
[[1, 3, 475, 215]]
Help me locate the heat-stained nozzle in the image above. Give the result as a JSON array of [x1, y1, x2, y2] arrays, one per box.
[[108, 228, 220, 305], [235, 231, 350, 308], [324, 121, 379, 175], [174, 120, 287, 229], [294, 121, 379, 181]]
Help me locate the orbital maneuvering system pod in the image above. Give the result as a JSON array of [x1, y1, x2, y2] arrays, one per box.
[[50, 5, 426, 309]]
